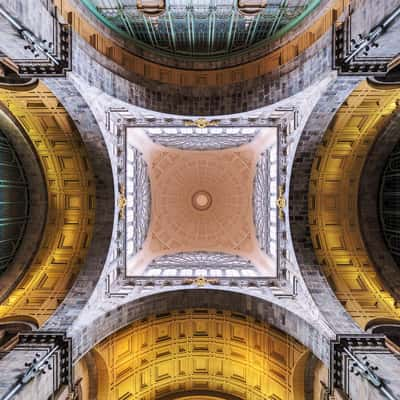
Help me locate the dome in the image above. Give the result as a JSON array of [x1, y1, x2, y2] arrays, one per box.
[[0, 129, 29, 274], [81, 0, 320, 58]]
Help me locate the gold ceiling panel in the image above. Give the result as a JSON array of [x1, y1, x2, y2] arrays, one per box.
[[93, 309, 308, 400], [309, 80, 400, 328], [0, 82, 95, 326]]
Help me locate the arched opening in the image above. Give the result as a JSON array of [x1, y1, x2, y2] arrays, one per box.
[[0, 316, 38, 357], [86, 309, 310, 400], [0, 81, 97, 326], [307, 79, 400, 328], [366, 318, 400, 348]]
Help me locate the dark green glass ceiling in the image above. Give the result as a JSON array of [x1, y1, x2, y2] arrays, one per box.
[[380, 140, 400, 267], [81, 0, 320, 58], [0, 129, 29, 275]]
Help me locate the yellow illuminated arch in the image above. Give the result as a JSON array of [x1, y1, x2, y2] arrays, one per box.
[[309, 80, 400, 328], [0, 82, 95, 326], [92, 309, 308, 400]]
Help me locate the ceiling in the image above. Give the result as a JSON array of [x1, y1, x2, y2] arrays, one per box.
[[91, 309, 308, 399], [125, 125, 278, 278], [81, 0, 320, 58]]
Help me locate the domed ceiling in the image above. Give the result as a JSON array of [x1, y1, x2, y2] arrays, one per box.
[[0, 129, 29, 275], [81, 0, 320, 57]]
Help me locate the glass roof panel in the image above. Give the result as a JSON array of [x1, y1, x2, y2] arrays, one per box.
[[81, 0, 320, 57]]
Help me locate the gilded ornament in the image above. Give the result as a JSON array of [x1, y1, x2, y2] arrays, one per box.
[[184, 118, 219, 129], [118, 184, 127, 219], [183, 276, 219, 287], [276, 185, 286, 220]]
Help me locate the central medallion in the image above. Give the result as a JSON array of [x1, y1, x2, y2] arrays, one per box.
[[192, 190, 212, 211]]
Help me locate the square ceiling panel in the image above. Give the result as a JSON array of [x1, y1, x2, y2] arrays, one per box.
[[124, 125, 281, 279]]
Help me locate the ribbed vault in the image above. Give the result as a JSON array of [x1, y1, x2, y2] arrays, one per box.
[[0, 82, 96, 326], [308, 80, 400, 328], [89, 309, 308, 400]]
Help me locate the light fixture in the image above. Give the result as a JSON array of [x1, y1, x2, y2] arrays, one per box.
[[237, 0, 267, 16], [137, 0, 166, 17]]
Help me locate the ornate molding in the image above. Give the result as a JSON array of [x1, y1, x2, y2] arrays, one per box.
[[117, 184, 127, 220], [184, 118, 220, 129], [146, 125, 260, 150], [276, 185, 286, 221], [104, 107, 298, 296], [183, 276, 220, 287], [148, 252, 257, 276]]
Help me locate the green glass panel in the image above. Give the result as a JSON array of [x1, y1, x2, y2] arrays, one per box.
[[80, 0, 321, 59], [0, 129, 29, 274]]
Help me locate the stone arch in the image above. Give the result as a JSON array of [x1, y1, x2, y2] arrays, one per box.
[[4, 0, 343, 115], [81, 348, 110, 400], [69, 289, 333, 365], [289, 76, 361, 332], [0, 316, 38, 354], [291, 350, 310, 400], [365, 318, 400, 347], [41, 78, 115, 332], [305, 80, 400, 328], [0, 82, 96, 325], [70, 32, 333, 116], [0, 80, 114, 328], [0, 315, 38, 327], [89, 307, 311, 400]]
